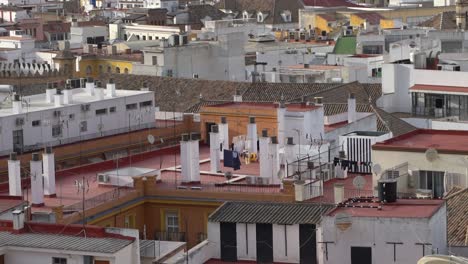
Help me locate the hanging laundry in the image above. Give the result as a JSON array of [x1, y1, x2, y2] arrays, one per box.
[[224, 150, 234, 168]]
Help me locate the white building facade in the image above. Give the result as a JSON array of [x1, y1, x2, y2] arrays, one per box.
[[0, 80, 155, 155]]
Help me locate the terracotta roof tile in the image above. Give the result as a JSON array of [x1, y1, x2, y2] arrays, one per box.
[[446, 187, 468, 246]]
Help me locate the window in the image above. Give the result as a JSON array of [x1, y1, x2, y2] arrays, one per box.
[[149, 36, 152, 40], [124, 68, 129, 74], [81, 104, 90, 112], [32, 120, 41, 127], [140, 100, 152, 107], [99, 65, 103, 74], [110, 106, 116, 113], [419, 170, 445, 198], [152, 56, 158, 66], [69, 114, 75, 120], [80, 121, 87, 132], [124, 214, 136, 228], [52, 257, 67, 264], [257, 13, 264, 23], [96, 108, 107, 115], [86, 65, 92, 75], [116, 67, 121, 74], [107, 66, 112, 73], [52, 124, 62, 138], [126, 103, 137, 110], [166, 212, 179, 233], [143, 35, 146, 40]]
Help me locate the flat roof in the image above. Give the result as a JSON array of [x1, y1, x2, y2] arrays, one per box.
[[0, 87, 153, 117], [410, 84, 468, 95], [372, 129, 468, 154], [328, 198, 444, 218]]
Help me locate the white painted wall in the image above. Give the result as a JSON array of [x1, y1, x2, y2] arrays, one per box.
[[70, 26, 108, 45], [207, 221, 221, 259], [372, 149, 468, 194], [272, 224, 300, 263], [284, 108, 324, 144], [325, 114, 377, 145], [236, 223, 257, 260], [321, 212, 447, 264]]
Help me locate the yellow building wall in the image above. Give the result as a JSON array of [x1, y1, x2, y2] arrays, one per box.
[[377, 5, 455, 23], [350, 14, 366, 28], [380, 19, 395, 29], [315, 15, 333, 34], [79, 58, 134, 78]]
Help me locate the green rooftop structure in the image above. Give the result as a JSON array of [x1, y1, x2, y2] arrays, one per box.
[[333, 36, 357, 55]]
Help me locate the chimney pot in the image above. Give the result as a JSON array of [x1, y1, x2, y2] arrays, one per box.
[[211, 125, 219, 133], [287, 137, 294, 145], [221, 116, 227, 124], [109, 78, 114, 84], [9, 152, 17, 160], [249, 116, 255, 124], [32, 153, 40, 161], [190, 132, 200, 141], [181, 133, 190, 141], [45, 146, 52, 154], [262, 129, 268, 138]]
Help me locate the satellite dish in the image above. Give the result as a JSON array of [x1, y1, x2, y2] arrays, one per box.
[[372, 163, 382, 175], [425, 148, 439, 162], [335, 212, 352, 231], [147, 134, 155, 144], [352, 175, 366, 190]]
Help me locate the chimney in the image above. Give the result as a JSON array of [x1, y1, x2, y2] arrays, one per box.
[[8, 153, 21, 196], [269, 136, 280, 184], [95, 88, 104, 100], [63, 83, 73, 104], [141, 82, 149, 91], [12, 209, 24, 231], [180, 133, 200, 183], [54, 90, 63, 107], [12, 94, 22, 114], [314, 97, 323, 106], [334, 183, 345, 204], [247, 116, 257, 153], [209, 125, 220, 173], [46, 83, 56, 103], [106, 78, 116, 97], [85, 77, 95, 95], [218, 117, 229, 160], [43, 146, 56, 197], [277, 103, 286, 147], [30, 153, 44, 207], [259, 130, 271, 179], [233, 90, 242, 102], [347, 93, 356, 123], [284, 137, 295, 176]]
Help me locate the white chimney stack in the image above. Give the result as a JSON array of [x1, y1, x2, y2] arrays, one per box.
[[259, 130, 271, 179], [218, 117, 229, 161], [12, 94, 22, 114], [46, 83, 56, 103], [12, 209, 24, 231], [209, 125, 220, 173], [269, 136, 280, 184], [347, 93, 357, 124], [95, 88, 104, 100], [284, 137, 295, 176], [233, 90, 242, 102], [54, 91, 63, 107], [334, 183, 345, 204], [247, 116, 258, 153], [30, 153, 44, 207], [277, 102, 286, 147], [8, 152, 21, 196], [180, 133, 200, 183], [63, 84, 73, 104], [85, 77, 95, 95], [43, 147, 56, 197], [106, 78, 116, 97]]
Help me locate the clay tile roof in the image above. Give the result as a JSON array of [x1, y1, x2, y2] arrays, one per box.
[[372, 106, 417, 136], [209, 201, 334, 224], [446, 187, 468, 246], [186, 4, 229, 24], [418, 11, 457, 30], [355, 12, 385, 25]]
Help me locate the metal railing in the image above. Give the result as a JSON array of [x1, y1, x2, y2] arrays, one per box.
[[63, 185, 136, 213], [158, 180, 282, 194], [154, 231, 186, 242]]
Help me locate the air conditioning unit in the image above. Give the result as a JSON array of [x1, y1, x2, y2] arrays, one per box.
[[15, 118, 24, 126], [97, 174, 110, 183], [416, 189, 432, 198]]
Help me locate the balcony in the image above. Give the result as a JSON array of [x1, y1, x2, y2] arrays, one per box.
[[154, 231, 186, 242]]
